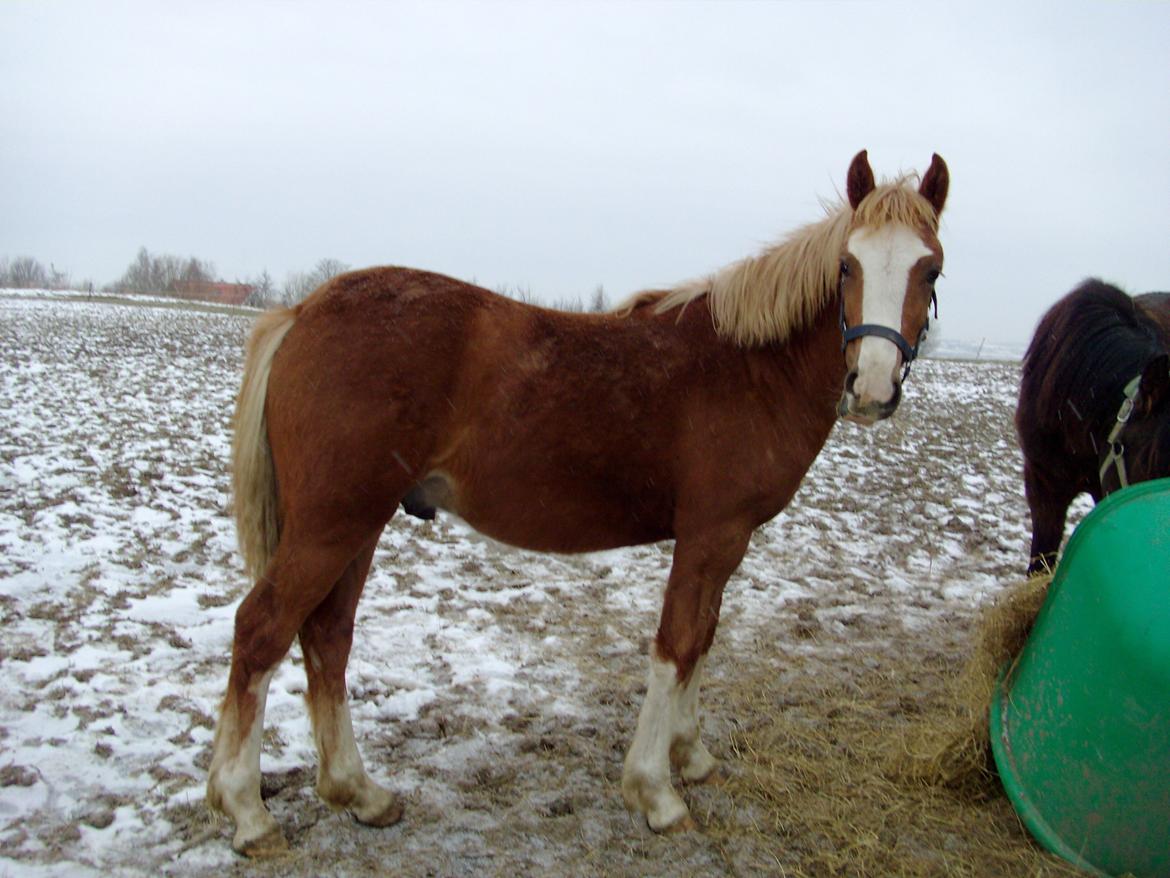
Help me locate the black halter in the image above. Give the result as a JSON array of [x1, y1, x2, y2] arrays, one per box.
[[839, 291, 937, 381]]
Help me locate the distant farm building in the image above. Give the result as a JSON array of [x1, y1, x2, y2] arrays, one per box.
[[168, 280, 254, 306]]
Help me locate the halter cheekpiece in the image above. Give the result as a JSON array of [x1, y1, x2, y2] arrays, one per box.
[[839, 290, 938, 381], [1098, 374, 1142, 491]]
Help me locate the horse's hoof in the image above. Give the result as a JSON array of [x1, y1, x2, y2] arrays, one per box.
[[685, 764, 729, 787], [623, 769, 693, 833], [234, 824, 289, 858], [353, 795, 404, 828], [658, 814, 699, 834], [642, 795, 694, 834]]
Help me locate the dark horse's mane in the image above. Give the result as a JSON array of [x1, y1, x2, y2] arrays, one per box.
[[1021, 279, 1168, 444]]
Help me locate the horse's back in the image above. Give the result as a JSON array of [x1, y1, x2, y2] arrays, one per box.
[[428, 287, 702, 550], [1136, 292, 1170, 340]]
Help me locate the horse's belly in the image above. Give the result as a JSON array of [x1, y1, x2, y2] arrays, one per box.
[[410, 469, 671, 553]]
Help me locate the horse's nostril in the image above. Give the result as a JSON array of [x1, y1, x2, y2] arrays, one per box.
[[844, 370, 858, 395]]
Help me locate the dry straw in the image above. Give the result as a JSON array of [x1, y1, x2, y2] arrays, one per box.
[[892, 573, 1053, 793], [706, 574, 1088, 876]]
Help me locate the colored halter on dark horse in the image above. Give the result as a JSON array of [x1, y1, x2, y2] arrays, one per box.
[[1097, 374, 1143, 491]]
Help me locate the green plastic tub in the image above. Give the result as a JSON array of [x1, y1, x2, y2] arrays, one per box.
[[990, 477, 1170, 877]]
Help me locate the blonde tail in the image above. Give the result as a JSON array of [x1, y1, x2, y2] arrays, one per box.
[[232, 308, 297, 583]]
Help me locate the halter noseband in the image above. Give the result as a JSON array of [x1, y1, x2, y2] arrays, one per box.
[[839, 291, 938, 381], [1098, 374, 1142, 492]]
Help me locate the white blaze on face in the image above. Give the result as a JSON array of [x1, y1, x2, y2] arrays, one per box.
[[846, 225, 932, 405]]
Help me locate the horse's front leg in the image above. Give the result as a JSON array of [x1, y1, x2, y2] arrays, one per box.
[[670, 654, 720, 784], [621, 524, 750, 832], [1022, 460, 1076, 575]]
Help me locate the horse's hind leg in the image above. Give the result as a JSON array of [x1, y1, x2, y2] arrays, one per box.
[[207, 530, 370, 856], [299, 534, 402, 827]]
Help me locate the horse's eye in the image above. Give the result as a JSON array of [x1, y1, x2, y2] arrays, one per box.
[[840, 260, 850, 277], [926, 268, 941, 285]]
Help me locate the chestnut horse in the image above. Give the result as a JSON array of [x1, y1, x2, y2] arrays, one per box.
[[1017, 279, 1170, 574], [207, 150, 949, 855]]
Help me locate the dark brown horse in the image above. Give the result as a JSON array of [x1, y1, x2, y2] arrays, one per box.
[[207, 150, 949, 855], [1017, 279, 1170, 574]]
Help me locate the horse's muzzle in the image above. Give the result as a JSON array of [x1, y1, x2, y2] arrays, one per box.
[[837, 380, 902, 426]]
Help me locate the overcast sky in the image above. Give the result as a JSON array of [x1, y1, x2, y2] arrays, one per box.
[[3, 1, 1168, 343]]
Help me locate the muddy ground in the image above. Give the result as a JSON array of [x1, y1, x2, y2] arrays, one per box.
[[0, 294, 1082, 876]]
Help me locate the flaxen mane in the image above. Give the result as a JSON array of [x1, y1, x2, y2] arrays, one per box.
[[620, 176, 939, 347]]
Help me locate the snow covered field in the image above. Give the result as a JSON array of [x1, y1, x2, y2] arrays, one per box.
[[0, 293, 1054, 876]]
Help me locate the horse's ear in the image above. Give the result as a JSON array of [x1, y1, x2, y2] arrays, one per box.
[[847, 150, 875, 210], [1139, 353, 1170, 415], [919, 153, 949, 217]]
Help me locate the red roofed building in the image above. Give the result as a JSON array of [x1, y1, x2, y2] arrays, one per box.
[[169, 280, 254, 306]]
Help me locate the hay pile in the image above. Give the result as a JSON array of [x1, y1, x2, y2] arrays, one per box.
[[707, 575, 1085, 876], [893, 573, 1053, 792]]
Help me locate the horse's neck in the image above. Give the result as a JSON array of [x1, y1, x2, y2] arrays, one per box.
[[710, 302, 846, 525], [742, 301, 846, 429], [648, 292, 846, 442]]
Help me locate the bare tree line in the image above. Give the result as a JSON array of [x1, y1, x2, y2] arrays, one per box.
[[0, 256, 87, 291], [114, 248, 217, 295], [0, 249, 352, 308], [0, 250, 611, 312]]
